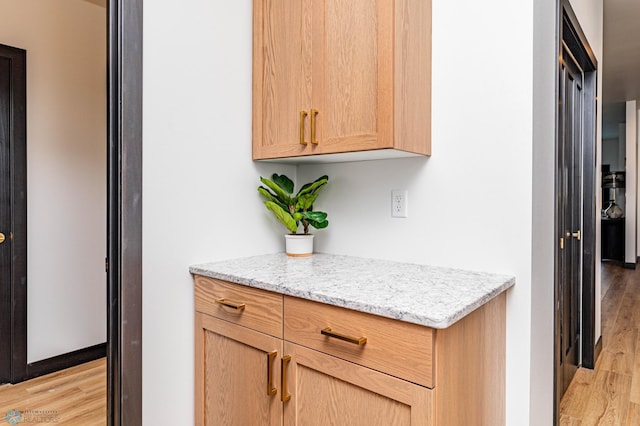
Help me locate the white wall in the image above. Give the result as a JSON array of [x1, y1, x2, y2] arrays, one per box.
[[530, 0, 558, 423], [0, 0, 107, 363], [142, 1, 296, 424]]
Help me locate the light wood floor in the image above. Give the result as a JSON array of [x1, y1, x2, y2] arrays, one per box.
[[0, 358, 106, 425], [560, 262, 640, 425]]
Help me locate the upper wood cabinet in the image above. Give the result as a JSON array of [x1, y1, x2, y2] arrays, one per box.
[[252, 0, 432, 162]]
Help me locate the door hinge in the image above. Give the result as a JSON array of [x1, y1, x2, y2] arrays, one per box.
[[105, 257, 109, 273]]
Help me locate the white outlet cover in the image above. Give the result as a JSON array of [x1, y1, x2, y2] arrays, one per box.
[[391, 189, 408, 218]]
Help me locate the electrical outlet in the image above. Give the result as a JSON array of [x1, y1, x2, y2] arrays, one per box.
[[391, 190, 408, 218]]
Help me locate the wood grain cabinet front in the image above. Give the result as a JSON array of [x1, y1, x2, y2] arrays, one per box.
[[195, 275, 283, 338], [284, 295, 435, 388], [282, 342, 433, 426], [194, 313, 283, 426], [252, 0, 432, 161], [193, 276, 506, 425]]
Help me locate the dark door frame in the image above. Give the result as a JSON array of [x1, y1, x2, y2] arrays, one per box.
[[107, 0, 143, 424], [0, 43, 28, 384], [554, 0, 598, 421]]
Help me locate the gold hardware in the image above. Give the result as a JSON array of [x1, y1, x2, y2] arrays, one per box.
[[0, 233, 5, 244], [281, 355, 291, 402], [267, 351, 277, 396], [214, 298, 246, 311], [299, 110, 308, 145], [321, 327, 367, 346], [310, 109, 319, 144], [572, 230, 581, 241], [560, 237, 564, 250]]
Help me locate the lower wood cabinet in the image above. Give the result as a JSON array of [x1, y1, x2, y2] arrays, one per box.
[[195, 312, 430, 426], [194, 275, 506, 425], [283, 342, 432, 426], [195, 313, 283, 426]]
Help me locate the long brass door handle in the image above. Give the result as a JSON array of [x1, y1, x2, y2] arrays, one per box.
[[300, 111, 308, 145], [0, 233, 5, 244], [267, 351, 277, 396], [214, 298, 246, 311], [572, 230, 581, 241], [310, 109, 319, 144], [281, 355, 291, 402], [321, 327, 367, 345]]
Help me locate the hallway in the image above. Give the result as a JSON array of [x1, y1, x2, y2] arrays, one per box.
[[560, 263, 640, 424]]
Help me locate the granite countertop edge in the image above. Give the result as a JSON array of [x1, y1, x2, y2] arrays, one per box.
[[189, 253, 515, 329]]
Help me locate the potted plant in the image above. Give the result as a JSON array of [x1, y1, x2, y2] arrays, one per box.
[[258, 173, 329, 256]]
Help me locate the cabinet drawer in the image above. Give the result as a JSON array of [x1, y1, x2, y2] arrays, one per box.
[[284, 296, 434, 388], [194, 276, 283, 338]]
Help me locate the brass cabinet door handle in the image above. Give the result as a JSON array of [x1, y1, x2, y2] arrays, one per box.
[[0, 233, 5, 244], [572, 230, 581, 240], [267, 351, 277, 396], [300, 110, 308, 145], [280, 355, 291, 402], [310, 109, 319, 144], [321, 327, 367, 346], [214, 298, 246, 311]]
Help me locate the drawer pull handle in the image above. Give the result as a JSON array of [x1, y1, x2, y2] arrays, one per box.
[[214, 298, 246, 311], [267, 351, 277, 396], [281, 355, 292, 402], [321, 327, 367, 346]]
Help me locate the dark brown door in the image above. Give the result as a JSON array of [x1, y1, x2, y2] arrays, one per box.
[[0, 43, 27, 384], [557, 44, 584, 398]]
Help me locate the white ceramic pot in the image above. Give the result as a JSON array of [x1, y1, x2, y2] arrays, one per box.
[[284, 234, 314, 257]]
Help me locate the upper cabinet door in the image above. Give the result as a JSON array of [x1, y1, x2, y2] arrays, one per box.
[[253, 0, 431, 161], [312, 0, 393, 154], [253, 0, 313, 160]]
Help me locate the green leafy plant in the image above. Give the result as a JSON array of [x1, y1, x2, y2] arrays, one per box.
[[258, 174, 329, 234]]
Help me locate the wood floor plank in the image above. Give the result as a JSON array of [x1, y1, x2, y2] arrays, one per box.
[[631, 333, 640, 404], [0, 358, 106, 425], [581, 369, 631, 426], [560, 263, 640, 424], [626, 402, 640, 426], [560, 367, 597, 418], [601, 275, 626, 334], [598, 328, 637, 376], [560, 414, 583, 425]]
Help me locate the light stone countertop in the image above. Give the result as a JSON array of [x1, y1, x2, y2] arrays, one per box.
[[189, 253, 515, 329]]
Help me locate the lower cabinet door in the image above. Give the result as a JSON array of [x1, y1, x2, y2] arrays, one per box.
[[282, 342, 433, 426], [195, 312, 283, 426]]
